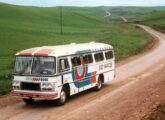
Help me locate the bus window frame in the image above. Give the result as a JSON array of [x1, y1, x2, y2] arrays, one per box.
[[94, 52, 105, 63], [105, 50, 114, 60], [70, 55, 82, 68], [82, 53, 93, 65], [58, 57, 70, 73]]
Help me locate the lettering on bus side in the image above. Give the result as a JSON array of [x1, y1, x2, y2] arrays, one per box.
[[104, 63, 112, 68], [99, 62, 112, 70], [25, 77, 48, 81], [99, 65, 104, 70]]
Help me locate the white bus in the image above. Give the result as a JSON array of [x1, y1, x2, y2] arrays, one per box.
[[12, 42, 115, 105]]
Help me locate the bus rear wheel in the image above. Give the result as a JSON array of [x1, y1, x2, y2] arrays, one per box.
[[57, 88, 67, 106], [23, 98, 34, 105], [94, 77, 102, 91]]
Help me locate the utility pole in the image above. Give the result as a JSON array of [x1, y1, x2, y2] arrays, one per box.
[[94, 7, 97, 27], [60, 6, 63, 35]]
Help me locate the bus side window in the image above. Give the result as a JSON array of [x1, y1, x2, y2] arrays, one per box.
[[82, 54, 93, 64], [83, 54, 88, 64], [105, 51, 113, 60], [71, 56, 81, 67], [59, 58, 70, 72], [87, 54, 93, 63], [94, 52, 104, 62]]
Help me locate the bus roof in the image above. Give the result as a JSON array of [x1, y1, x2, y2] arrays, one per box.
[[16, 42, 113, 57]]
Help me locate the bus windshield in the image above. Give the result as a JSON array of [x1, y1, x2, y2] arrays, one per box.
[[14, 56, 56, 75], [32, 56, 56, 75], [14, 56, 32, 75]]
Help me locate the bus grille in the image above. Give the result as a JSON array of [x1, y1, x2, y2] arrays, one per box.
[[21, 82, 40, 91]]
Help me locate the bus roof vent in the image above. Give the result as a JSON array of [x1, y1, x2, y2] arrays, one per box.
[[90, 41, 95, 43], [70, 43, 76, 45]]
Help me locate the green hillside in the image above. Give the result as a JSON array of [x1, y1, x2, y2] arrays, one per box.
[[100, 6, 165, 21], [0, 2, 152, 94], [133, 10, 165, 32]]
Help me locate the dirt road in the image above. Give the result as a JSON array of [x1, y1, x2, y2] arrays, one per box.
[[1, 25, 165, 120], [104, 11, 111, 18], [120, 16, 127, 22]]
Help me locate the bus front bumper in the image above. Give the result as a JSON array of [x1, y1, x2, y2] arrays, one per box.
[[12, 91, 58, 99]]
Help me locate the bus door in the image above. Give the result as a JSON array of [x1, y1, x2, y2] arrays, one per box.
[[58, 57, 78, 95]]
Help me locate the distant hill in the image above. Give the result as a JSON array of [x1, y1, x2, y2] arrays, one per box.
[[99, 6, 165, 21], [133, 10, 165, 32]]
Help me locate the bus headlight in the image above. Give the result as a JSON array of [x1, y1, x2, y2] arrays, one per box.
[[12, 81, 20, 90], [41, 83, 54, 92]]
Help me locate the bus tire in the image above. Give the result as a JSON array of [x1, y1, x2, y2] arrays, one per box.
[[94, 77, 102, 91], [57, 88, 67, 106], [23, 98, 34, 105]]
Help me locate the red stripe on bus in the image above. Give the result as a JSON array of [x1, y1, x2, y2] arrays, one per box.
[[75, 58, 86, 81], [19, 49, 36, 56], [34, 49, 54, 56], [91, 72, 97, 83], [12, 91, 58, 99]]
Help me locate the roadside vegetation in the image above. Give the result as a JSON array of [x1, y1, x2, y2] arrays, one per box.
[[0, 2, 153, 95], [143, 103, 165, 120]]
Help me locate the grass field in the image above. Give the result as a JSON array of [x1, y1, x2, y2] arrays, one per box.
[[132, 10, 165, 33], [0, 2, 153, 94]]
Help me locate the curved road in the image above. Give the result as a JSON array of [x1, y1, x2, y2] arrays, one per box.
[[1, 25, 165, 120], [104, 11, 111, 18]]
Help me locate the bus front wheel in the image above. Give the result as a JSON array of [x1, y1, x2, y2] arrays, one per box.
[[57, 88, 67, 106]]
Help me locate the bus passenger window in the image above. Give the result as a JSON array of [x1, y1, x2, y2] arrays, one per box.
[[83, 55, 88, 64], [82, 54, 93, 64], [59, 58, 70, 72], [71, 56, 81, 67], [87, 54, 93, 63], [94, 52, 104, 62], [105, 51, 113, 60]]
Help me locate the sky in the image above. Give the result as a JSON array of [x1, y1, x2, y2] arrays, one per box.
[[0, 0, 165, 7]]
